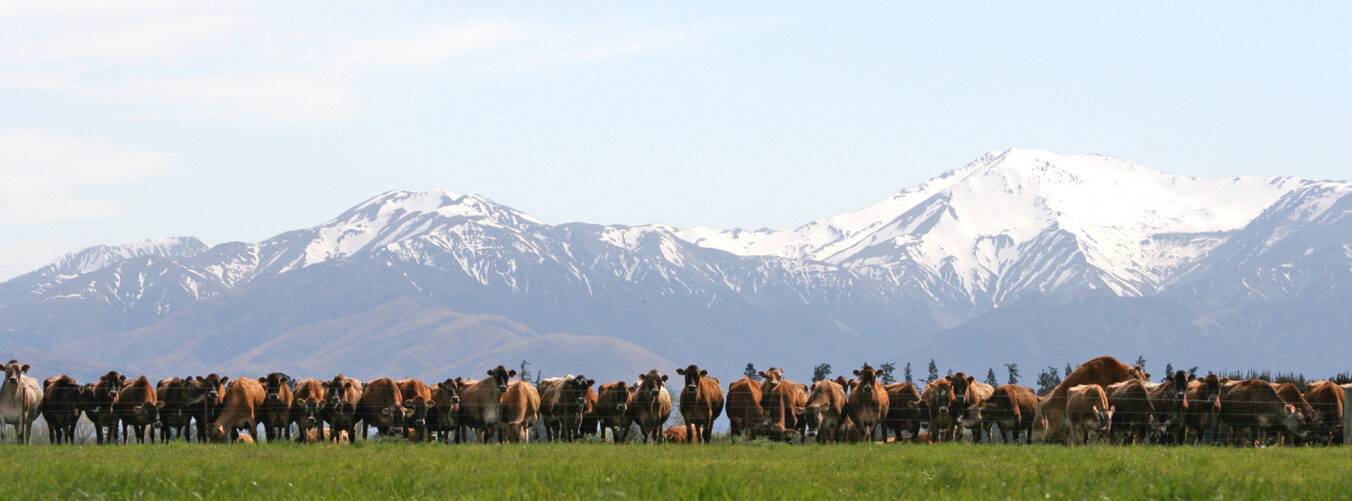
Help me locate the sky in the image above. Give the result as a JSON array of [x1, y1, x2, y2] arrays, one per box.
[[2, 2, 1350, 279]]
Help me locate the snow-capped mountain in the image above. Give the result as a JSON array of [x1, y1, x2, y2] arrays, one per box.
[[3, 148, 1351, 381]]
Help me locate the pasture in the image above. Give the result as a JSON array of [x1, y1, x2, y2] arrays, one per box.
[[2, 442, 1347, 500]]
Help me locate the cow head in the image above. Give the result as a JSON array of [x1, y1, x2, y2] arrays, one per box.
[[960, 404, 984, 430], [565, 375, 595, 406], [676, 365, 708, 393], [1091, 405, 1115, 439], [202, 374, 227, 402], [324, 374, 353, 406], [637, 370, 668, 397], [758, 367, 784, 393], [134, 401, 166, 427], [298, 397, 323, 428], [1168, 370, 1189, 401], [604, 382, 631, 412], [948, 372, 973, 406], [438, 378, 464, 405], [1198, 374, 1224, 406], [262, 373, 290, 403], [852, 365, 881, 396], [403, 396, 435, 431], [487, 366, 516, 393], [929, 379, 954, 414], [834, 376, 851, 395], [1129, 365, 1148, 382], [3, 360, 29, 386], [97, 371, 125, 402]]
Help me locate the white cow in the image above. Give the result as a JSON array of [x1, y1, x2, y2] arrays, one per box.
[[1, 360, 44, 444]]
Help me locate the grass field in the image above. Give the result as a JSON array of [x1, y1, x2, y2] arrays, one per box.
[[2, 441, 1348, 500]]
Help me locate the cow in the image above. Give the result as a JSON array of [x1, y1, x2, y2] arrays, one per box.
[[1064, 384, 1114, 445], [1184, 374, 1225, 444], [1106, 379, 1158, 445], [89, 371, 126, 445], [627, 370, 672, 443], [156, 377, 199, 443], [983, 384, 1038, 444], [726, 377, 766, 439], [595, 381, 634, 443], [397, 378, 434, 441], [357, 378, 407, 440], [1218, 379, 1305, 446], [322, 374, 363, 443], [763, 376, 809, 442], [39, 375, 83, 445], [498, 380, 540, 443], [921, 377, 958, 443], [676, 365, 723, 444], [664, 425, 689, 444], [457, 366, 516, 443], [430, 378, 470, 443], [208, 377, 266, 443], [880, 382, 923, 444], [956, 379, 995, 443], [579, 385, 600, 439], [844, 365, 889, 443], [805, 378, 848, 443], [259, 373, 295, 443], [189, 374, 229, 443], [290, 378, 326, 443], [1, 361, 44, 445], [1303, 381, 1345, 445], [1037, 357, 1146, 442], [540, 375, 596, 442], [1270, 382, 1315, 445], [113, 376, 163, 444], [1146, 371, 1190, 444]]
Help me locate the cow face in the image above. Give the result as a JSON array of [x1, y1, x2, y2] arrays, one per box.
[[1092, 405, 1115, 438], [262, 373, 289, 402], [299, 397, 322, 427], [202, 374, 227, 402], [637, 370, 668, 397], [97, 371, 125, 402], [1168, 371, 1189, 401], [404, 397, 435, 430], [852, 365, 880, 395], [438, 379, 464, 405], [948, 373, 973, 406], [325, 375, 353, 406], [758, 367, 784, 393], [134, 401, 166, 427], [565, 376, 594, 405], [607, 383, 631, 412], [487, 366, 516, 393], [2, 360, 29, 386], [930, 380, 954, 414], [676, 365, 707, 393]]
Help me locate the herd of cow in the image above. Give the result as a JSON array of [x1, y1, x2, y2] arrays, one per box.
[[0, 357, 1347, 447]]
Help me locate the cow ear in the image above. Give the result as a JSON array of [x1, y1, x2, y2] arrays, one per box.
[[119, 375, 127, 382], [404, 399, 415, 406], [967, 376, 975, 384], [661, 375, 668, 382], [280, 375, 289, 383], [21, 364, 30, 374], [487, 370, 495, 376], [1144, 373, 1151, 380], [853, 370, 862, 376], [455, 377, 464, 385], [699, 370, 707, 377], [757, 371, 767, 378], [508, 370, 518, 377], [676, 368, 685, 375], [220, 377, 229, 386], [587, 379, 595, 387]]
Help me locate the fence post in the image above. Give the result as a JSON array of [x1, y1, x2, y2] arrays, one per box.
[[1344, 400, 1350, 445]]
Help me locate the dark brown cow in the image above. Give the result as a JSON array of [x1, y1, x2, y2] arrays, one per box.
[[627, 370, 672, 443], [190, 374, 229, 443], [1064, 384, 1114, 445], [805, 379, 847, 443], [396, 378, 434, 441], [39, 375, 83, 445], [291, 378, 325, 443], [1146, 371, 1190, 444], [499, 380, 540, 443], [983, 384, 1038, 444], [844, 365, 888, 443], [1038, 357, 1146, 442], [259, 373, 295, 443], [540, 375, 595, 442], [357, 378, 407, 439], [114, 376, 163, 444], [921, 377, 958, 443], [430, 378, 470, 443], [89, 371, 125, 445], [726, 377, 766, 438], [457, 366, 516, 443], [1271, 382, 1315, 445], [156, 377, 205, 443], [1304, 380, 1345, 445], [1218, 379, 1305, 446], [322, 374, 363, 443], [595, 381, 633, 443], [208, 377, 266, 443], [676, 365, 723, 444], [881, 382, 922, 444], [1184, 374, 1225, 444], [763, 378, 809, 442], [579, 386, 600, 438], [1106, 379, 1157, 445]]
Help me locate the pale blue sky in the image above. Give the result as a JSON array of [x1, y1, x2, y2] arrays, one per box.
[[2, 2, 1350, 279]]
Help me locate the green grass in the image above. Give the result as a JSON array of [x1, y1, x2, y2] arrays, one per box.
[[1, 442, 1348, 500]]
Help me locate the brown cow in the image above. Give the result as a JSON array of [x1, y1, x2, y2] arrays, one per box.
[[540, 375, 595, 442], [1270, 382, 1315, 445], [157, 377, 211, 443], [921, 377, 958, 443], [1038, 357, 1146, 442], [957, 380, 995, 443], [764, 378, 809, 442], [676, 365, 723, 444], [627, 370, 672, 443], [258, 373, 295, 443], [113, 376, 162, 444], [1064, 384, 1114, 445], [39, 375, 83, 445], [431, 378, 470, 443], [89, 371, 125, 445], [498, 380, 540, 443], [397, 378, 434, 441], [1146, 371, 1190, 444], [663, 425, 689, 444], [457, 366, 516, 443], [1304, 380, 1345, 445], [1218, 379, 1305, 446], [321, 374, 362, 443], [726, 377, 766, 439], [1106, 379, 1157, 445], [881, 382, 922, 444], [208, 377, 266, 443], [596, 381, 633, 443], [1184, 374, 1225, 444], [983, 384, 1038, 444], [190, 374, 229, 443], [291, 378, 325, 443], [357, 378, 407, 439], [805, 378, 848, 443], [844, 365, 889, 443]]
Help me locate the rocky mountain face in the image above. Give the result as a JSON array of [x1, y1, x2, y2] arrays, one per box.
[[3, 148, 1349, 383]]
